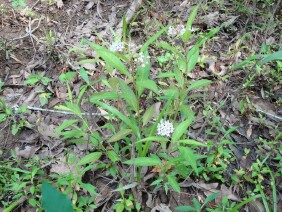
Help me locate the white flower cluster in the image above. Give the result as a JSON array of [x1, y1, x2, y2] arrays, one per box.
[[109, 41, 124, 52], [167, 25, 186, 37], [167, 25, 195, 37], [134, 52, 150, 68], [157, 119, 174, 137]]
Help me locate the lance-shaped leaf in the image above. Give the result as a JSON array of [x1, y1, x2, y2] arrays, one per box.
[[172, 118, 195, 142], [108, 129, 132, 142], [123, 157, 162, 166], [83, 40, 130, 77], [179, 146, 198, 176], [77, 152, 102, 166], [141, 26, 169, 52], [187, 79, 211, 91], [119, 79, 138, 112]]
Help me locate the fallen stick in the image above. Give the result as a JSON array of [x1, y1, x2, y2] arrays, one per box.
[[115, 0, 144, 38]]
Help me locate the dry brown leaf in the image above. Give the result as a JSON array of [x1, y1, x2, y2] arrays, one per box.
[[217, 184, 241, 202], [15, 146, 36, 159], [151, 204, 172, 212], [50, 156, 80, 177], [246, 124, 253, 139], [82, 63, 96, 70], [200, 11, 219, 27], [38, 123, 57, 137], [145, 193, 154, 208]]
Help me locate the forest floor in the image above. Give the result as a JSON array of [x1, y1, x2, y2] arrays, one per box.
[[0, 0, 282, 211]]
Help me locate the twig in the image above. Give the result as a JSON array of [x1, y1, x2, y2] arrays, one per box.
[[26, 105, 106, 116], [256, 109, 282, 122], [115, 0, 144, 37], [10, 17, 42, 41]]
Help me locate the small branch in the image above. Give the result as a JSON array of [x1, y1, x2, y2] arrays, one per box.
[[26, 105, 106, 116], [115, 0, 144, 37], [256, 109, 282, 122]]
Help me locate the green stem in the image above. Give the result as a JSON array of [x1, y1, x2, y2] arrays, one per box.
[[231, 194, 262, 212]]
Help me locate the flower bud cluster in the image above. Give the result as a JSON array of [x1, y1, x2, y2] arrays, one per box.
[[109, 41, 124, 52], [167, 25, 186, 37], [134, 52, 150, 68], [157, 119, 174, 137]]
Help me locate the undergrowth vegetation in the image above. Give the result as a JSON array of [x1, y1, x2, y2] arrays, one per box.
[[0, 0, 282, 211]]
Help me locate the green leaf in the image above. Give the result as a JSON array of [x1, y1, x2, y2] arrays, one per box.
[[197, 27, 220, 46], [80, 183, 97, 195], [41, 77, 52, 86], [193, 198, 201, 211], [141, 26, 169, 52], [24, 73, 41, 85], [136, 49, 151, 95], [172, 119, 195, 142], [68, 138, 87, 143], [203, 192, 220, 205], [136, 49, 150, 80], [64, 102, 82, 118], [107, 151, 121, 163], [187, 79, 211, 91], [123, 157, 162, 166], [160, 88, 179, 100], [114, 203, 125, 212], [78, 68, 90, 85], [155, 72, 176, 78], [178, 105, 195, 120], [93, 101, 139, 136], [78, 59, 97, 64], [231, 54, 261, 70], [142, 104, 155, 126], [223, 126, 239, 138], [90, 91, 118, 101], [59, 72, 76, 82], [136, 136, 168, 144], [182, 5, 199, 43], [179, 146, 198, 176], [61, 130, 86, 140], [260, 50, 282, 65], [77, 152, 102, 166], [156, 42, 183, 58], [83, 40, 130, 76], [187, 47, 199, 72], [167, 175, 180, 193], [178, 139, 207, 147], [119, 80, 138, 112], [54, 120, 78, 136], [122, 12, 127, 43], [41, 182, 73, 212], [137, 79, 159, 95], [175, 205, 196, 211], [108, 129, 132, 142]]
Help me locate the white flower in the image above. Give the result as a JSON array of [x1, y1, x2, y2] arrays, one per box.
[[167, 25, 185, 37], [134, 52, 150, 67], [167, 25, 195, 37], [109, 41, 124, 52], [157, 119, 174, 137]]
